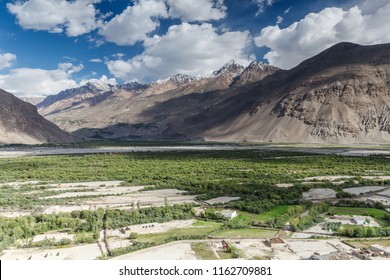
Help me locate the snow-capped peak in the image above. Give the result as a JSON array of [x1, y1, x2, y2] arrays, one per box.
[[170, 74, 197, 85], [212, 60, 245, 77], [153, 74, 198, 86], [247, 61, 267, 70]]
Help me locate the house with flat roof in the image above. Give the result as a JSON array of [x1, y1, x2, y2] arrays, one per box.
[[220, 210, 237, 219]]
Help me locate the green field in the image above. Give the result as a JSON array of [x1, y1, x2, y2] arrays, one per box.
[[137, 220, 223, 243], [232, 206, 290, 224], [329, 207, 388, 219], [257, 206, 290, 220], [210, 228, 277, 239]]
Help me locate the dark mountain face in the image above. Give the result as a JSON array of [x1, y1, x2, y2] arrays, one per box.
[[183, 43, 390, 143], [0, 89, 73, 144]]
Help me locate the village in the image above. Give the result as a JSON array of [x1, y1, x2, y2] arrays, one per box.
[[1, 177, 390, 261]]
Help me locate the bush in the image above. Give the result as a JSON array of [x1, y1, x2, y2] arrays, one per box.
[[129, 232, 139, 239]]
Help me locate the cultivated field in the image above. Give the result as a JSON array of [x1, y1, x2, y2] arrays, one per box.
[[1, 144, 390, 260]]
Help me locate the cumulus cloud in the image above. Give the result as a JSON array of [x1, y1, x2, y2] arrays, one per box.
[[0, 53, 16, 70], [166, 0, 226, 21], [98, 0, 168, 46], [0, 63, 83, 97], [255, 2, 390, 69], [80, 74, 117, 86], [106, 22, 253, 82], [7, 0, 102, 36]]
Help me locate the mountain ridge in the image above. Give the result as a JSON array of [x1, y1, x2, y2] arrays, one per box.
[[36, 42, 390, 144], [0, 89, 73, 144]]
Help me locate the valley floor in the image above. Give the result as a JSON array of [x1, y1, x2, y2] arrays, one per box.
[[1, 143, 390, 260]]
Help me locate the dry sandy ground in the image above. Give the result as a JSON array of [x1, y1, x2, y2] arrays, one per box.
[[302, 188, 337, 199], [111, 238, 356, 260], [110, 241, 197, 260], [358, 195, 390, 206], [0, 243, 102, 260], [204, 196, 241, 205], [84, 189, 197, 208], [0, 180, 123, 190], [106, 219, 195, 237], [272, 239, 354, 260], [224, 239, 272, 259], [303, 175, 355, 181], [32, 233, 75, 243], [1, 238, 355, 260], [302, 176, 390, 182], [41, 189, 197, 214], [0, 211, 33, 218], [275, 183, 294, 188], [0, 181, 42, 188], [378, 189, 390, 197], [41, 186, 144, 199], [343, 186, 387, 195], [48, 181, 123, 188]]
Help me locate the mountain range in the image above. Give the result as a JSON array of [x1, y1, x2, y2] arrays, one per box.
[[1, 42, 389, 145], [36, 60, 281, 140]]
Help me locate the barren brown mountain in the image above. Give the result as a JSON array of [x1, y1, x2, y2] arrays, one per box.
[[197, 42, 390, 143], [0, 89, 73, 144], [38, 42, 390, 143], [37, 60, 279, 139]]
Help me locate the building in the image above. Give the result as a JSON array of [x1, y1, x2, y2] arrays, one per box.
[[220, 210, 238, 219], [351, 216, 369, 225]]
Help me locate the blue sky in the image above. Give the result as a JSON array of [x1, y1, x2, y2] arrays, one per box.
[[0, 0, 389, 97]]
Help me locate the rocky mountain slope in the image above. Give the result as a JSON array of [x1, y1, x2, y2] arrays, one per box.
[[37, 60, 279, 138], [186, 42, 390, 143], [0, 89, 73, 144], [37, 42, 390, 144]]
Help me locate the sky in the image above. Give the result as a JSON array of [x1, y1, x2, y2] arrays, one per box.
[[0, 0, 389, 97]]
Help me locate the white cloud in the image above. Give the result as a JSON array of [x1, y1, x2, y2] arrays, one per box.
[[98, 0, 168, 46], [113, 53, 126, 59], [89, 58, 103, 63], [0, 63, 83, 97], [0, 53, 16, 70], [7, 0, 102, 36], [255, 2, 390, 69], [166, 0, 226, 21], [284, 6, 292, 15], [106, 22, 253, 82], [359, 0, 389, 14], [276, 16, 283, 24], [80, 75, 117, 86], [253, 0, 277, 16]]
